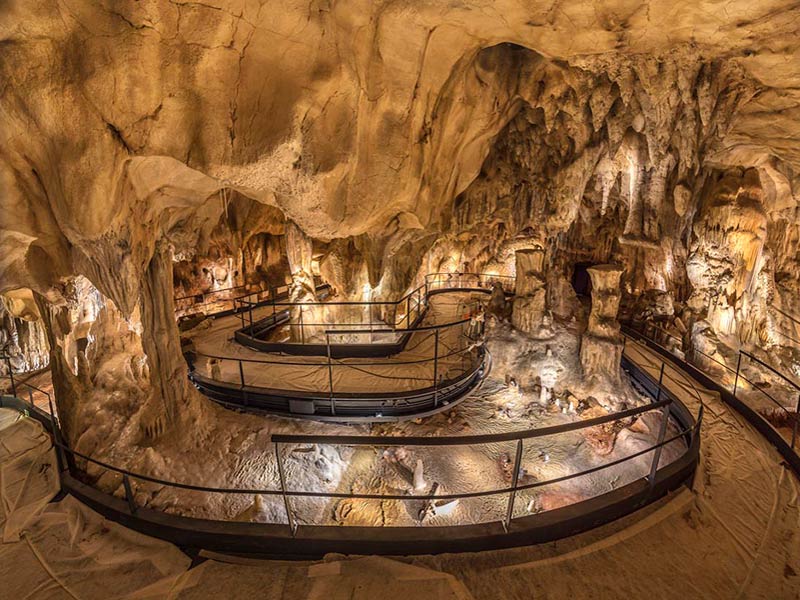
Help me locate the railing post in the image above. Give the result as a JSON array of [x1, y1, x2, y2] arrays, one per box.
[[249, 303, 254, 330], [122, 473, 138, 514], [275, 442, 297, 535], [238, 360, 248, 406], [5, 356, 16, 397], [648, 402, 671, 487], [299, 305, 305, 344], [433, 329, 440, 407], [505, 438, 524, 530], [733, 352, 742, 397], [793, 393, 800, 450], [406, 295, 411, 326], [326, 333, 336, 416], [655, 362, 665, 402]]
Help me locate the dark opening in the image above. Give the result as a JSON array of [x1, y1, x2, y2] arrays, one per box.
[[571, 262, 594, 297]]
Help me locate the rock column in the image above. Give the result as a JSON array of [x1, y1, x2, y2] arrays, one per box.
[[139, 242, 192, 440], [512, 248, 548, 336], [580, 264, 624, 382], [286, 220, 318, 342]]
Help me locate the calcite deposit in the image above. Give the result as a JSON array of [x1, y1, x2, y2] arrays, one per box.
[[512, 248, 549, 337]]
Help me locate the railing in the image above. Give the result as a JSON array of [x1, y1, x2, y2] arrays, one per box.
[[770, 305, 800, 348], [188, 273, 519, 416], [233, 272, 515, 348], [174, 284, 255, 317], [174, 278, 328, 320], [188, 313, 487, 418], [626, 320, 800, 451], [0, 367, 64, 467], [1, 351, 701, 540], [0, 352, 50, 379]]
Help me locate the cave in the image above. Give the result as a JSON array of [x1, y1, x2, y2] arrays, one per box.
[[2, 2, 800, 598]]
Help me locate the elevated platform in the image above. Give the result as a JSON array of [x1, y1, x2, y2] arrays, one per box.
[[1, 341, 701, 557], [184, 274, 514, 421]]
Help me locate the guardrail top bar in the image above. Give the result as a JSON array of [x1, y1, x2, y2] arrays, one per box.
[[271, 397, 671, 446]]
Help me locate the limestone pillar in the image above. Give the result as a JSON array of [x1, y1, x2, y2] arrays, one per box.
[[139, 242, 192, 440], [580, 264, 624, 382], [512, 249, 548, 336], [286, 221, 318, 342]]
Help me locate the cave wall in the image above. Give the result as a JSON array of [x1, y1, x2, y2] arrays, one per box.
[[2, 0, 800, 444]]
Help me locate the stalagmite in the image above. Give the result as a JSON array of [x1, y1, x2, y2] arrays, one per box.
[[580, 265, 625, 383], [487, 283, 511, 320], [286, 221, 318, 342], [512, 248, 551, 338]]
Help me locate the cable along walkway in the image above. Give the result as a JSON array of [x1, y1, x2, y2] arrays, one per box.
[[183, 274, 514, 421]]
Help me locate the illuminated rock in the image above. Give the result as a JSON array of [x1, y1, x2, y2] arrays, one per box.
[[512, 248, 551, 338], [580, 265, 624, 382]]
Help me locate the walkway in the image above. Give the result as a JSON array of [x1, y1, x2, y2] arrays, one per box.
[[188, 291, 482, 395], [2, 338, 798, 598]]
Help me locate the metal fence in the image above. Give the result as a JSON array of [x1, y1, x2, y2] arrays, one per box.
[[1, 350, 702, 535], [233, 273, 515, 346], [625, 320, 800, 450], [189, 313, 487, 417], [187, 273, 516, 416]]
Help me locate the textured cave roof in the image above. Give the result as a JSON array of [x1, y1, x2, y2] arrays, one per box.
[[1, 0, 799, 308]]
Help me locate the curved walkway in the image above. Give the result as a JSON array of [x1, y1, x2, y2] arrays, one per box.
[[2, 338, 798, 598], [186, 290, 490, 420], [188, 292, 480, 394]]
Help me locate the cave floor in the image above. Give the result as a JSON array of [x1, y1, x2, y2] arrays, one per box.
[[2, 339, 799, 598], [112, 309, 687, 527]]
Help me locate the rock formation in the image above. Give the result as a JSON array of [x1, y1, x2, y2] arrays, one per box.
[[580, 265, 625, 383], [512, 248, 549, 337], [1, 0, 800, 464]]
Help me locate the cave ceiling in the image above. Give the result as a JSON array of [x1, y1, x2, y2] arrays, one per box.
[[1, 0, 799, 310]]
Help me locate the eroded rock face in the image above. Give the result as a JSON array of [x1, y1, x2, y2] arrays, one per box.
[[0, 290, 49, 376], [687, 168, 767, 335], [2, 1, 800, 448]]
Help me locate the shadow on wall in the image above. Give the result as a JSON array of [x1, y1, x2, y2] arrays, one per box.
[[571, 262, 594, 297]]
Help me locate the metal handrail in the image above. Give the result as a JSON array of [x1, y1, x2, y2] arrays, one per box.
[[48, 417, 694, 505], [622, 328, 707, 416], [626, 319, 800, 449], [740, 350, 800, 391], [272, 398, 670, 445], [2, 358, 700, 532], [175, 284, 251, 303], [235, 272, 512, 310]]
